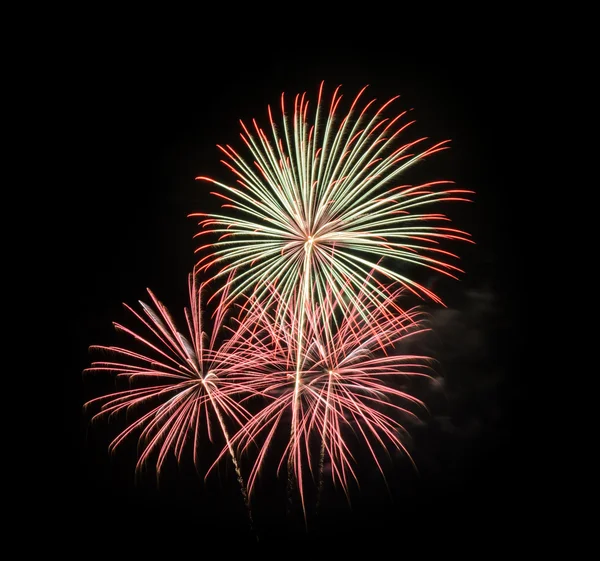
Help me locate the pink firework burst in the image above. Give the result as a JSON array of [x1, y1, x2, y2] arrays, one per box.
[[215, 277, 435, 518], [83, 272, 276, 522]]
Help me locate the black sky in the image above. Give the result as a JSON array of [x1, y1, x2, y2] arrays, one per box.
[[62, 31, 527, 554]]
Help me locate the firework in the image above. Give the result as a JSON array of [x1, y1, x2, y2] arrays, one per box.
[[193, 81, 473, 326], [211, 278, 435, 518], [83, 273, 270, 523]]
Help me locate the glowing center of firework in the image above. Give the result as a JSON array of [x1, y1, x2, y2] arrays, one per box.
[[304, 235, 318, 253]]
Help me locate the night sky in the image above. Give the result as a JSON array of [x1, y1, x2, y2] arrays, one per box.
[[63, 31, 526, 554]]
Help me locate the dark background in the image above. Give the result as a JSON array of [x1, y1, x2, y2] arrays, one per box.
[[62, 29, 528, 554]]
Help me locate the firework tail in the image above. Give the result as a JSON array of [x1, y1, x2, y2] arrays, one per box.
[[315, 372, 332, 514], [207, 391, 258, 541]]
